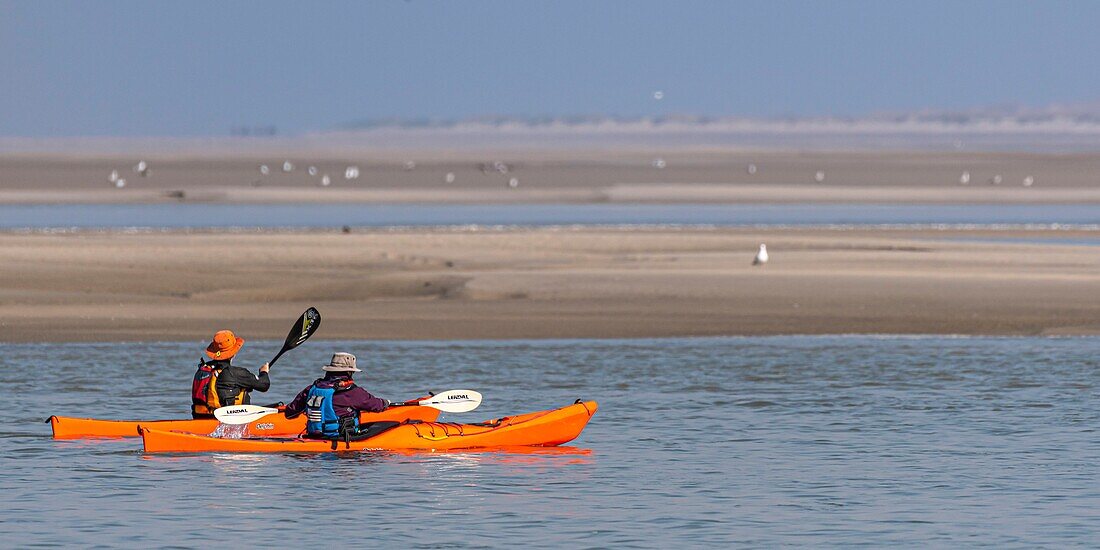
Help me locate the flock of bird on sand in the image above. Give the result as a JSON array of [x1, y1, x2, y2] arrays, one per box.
[[101, 91, 1035, 266], [106, 157, 1039, 191], [101, 154, 1038, 266]]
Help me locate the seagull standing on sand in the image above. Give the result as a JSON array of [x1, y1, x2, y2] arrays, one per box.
[[753, 244, 769, 265]]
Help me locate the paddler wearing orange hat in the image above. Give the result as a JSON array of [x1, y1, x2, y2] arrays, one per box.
[[190, 330, 271, 419]]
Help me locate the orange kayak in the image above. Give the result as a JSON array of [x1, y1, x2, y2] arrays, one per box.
[[141, 400, 597, 453], [50, 406, 440, 439]]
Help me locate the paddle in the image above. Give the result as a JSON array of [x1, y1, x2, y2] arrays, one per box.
[[268, 307, 321, 368], [213, 390, 483, 425], [214, 404, 283, 425], [391, 389, 483, 413]]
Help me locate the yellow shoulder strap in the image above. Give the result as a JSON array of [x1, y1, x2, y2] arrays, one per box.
[[206, 367, 247, 408], [205, 368, 223, 409]]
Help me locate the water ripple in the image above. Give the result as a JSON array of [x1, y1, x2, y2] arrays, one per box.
[[2, 336, 1099, 546]]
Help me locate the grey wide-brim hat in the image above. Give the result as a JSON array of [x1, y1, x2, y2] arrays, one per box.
[[322, 352, 361, 372]]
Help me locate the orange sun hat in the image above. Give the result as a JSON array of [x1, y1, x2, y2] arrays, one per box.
[[206, 330, 244, 360]]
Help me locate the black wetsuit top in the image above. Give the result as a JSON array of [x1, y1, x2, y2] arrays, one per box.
[[208, 359, 270, 406]]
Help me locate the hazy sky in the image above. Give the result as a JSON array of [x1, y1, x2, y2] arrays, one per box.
[[2, 1, 1099, 136]]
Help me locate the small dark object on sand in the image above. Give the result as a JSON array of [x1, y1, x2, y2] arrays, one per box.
[[341, 225, 352, 234]]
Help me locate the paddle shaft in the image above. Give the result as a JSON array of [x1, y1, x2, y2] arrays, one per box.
[[268, 348, 289, 367]]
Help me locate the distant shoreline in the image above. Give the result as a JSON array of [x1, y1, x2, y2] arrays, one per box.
[[12, 111, 1100, 154]]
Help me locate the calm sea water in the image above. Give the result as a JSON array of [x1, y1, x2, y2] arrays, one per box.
[[2, 203, 1099, 230], [2, 336, 1098, 547]]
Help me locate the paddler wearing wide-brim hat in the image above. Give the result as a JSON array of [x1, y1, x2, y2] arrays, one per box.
[[322, 352, 362, 372], [190, 330, 272, 419], [284, 352, 390, 439]]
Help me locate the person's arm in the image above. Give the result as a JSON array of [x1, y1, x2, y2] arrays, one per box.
[[345, 387, 389, 413], [238, 364, 271, 393], [283, 386, 311, 419]]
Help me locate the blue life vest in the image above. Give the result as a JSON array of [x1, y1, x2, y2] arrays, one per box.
[[305, 385, 358, 437]]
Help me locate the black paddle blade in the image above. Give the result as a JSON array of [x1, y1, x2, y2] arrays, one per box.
[[284, 307, 321, 350], [268, 307, 321, 367]]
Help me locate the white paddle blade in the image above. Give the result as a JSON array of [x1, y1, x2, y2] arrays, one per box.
[[418, 390, 482, 413], [213, 404, 280, 425]]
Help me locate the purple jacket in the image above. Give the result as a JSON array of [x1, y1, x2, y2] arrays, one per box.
[[284, 374, 388, 419]]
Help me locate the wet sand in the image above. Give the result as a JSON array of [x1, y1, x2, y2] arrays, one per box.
[[2, 228, 1098, 342]]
